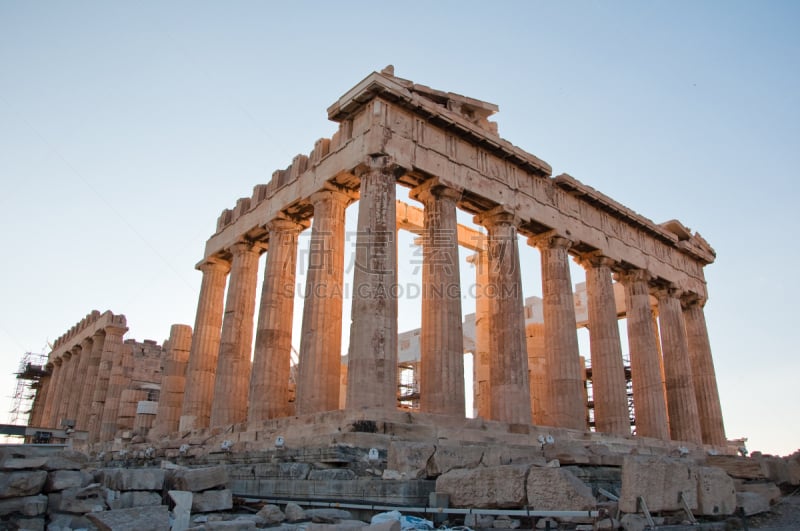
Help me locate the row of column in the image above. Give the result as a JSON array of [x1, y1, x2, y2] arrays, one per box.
[[179, 156, 725, 447], [34, 324, 128, 443]]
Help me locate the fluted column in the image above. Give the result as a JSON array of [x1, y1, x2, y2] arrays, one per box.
[[65, 337, 93, 427], [530, 232, 585, 431], [578, 253, 630, 435], [55, 349, 78, 427], [42, 360, 60, 428], [345, 156, 400, 411], [29, 372, 50, 427], [296, 189, 352, 415], [99, 342, 133, 441], [616, 270, 669, 439], [249, 218, 304, 421], [180, 257, 230, 431], [153, 324, 193, 436], [469, 251, 491, 419], [474, 206, 530, 424], [656, 286, 702, 444], [412, 182, 465, 416], [210, 241, 261, 426], [89, 328, 125, 444], [75, 331, 104, 431], [682, 296, 726, 446], [526, 323, 547, 425]]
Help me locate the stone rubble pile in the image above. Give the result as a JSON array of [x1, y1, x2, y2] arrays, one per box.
[[1, 443, 799, 530]]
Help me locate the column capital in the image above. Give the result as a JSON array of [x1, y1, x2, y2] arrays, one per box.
[[52, 358, 62, 367], [266, 216, 306, 234], [197, 256, 231, 275], [409, 178, 463, 204], [574, 251, 616, 270], [613, 267, 651, 285], [528, 230, 573, 251], [80, 336, 94, 349], [309, 187, 357, 208], [230, 240, 266, 256], [473, 205, 520, 228], [652, 283, 684, 301], [103, 323, 128, 338], [681, 291, 707, 309]]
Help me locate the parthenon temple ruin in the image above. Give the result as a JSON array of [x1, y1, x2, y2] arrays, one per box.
[[16, 67, 741, 519], [26, 67, 726, 452]]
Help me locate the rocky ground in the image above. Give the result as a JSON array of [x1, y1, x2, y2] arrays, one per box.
[[740, 492, 800, 530]]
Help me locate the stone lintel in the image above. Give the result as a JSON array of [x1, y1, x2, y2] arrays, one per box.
[[48, 311, 128, 364]]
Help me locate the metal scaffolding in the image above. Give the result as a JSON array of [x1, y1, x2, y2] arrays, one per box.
[[9, 351, 48, 426]]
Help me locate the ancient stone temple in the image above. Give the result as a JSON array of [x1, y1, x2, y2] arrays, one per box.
[[174, 66, 724, 447], [27, 67, 725, 451]]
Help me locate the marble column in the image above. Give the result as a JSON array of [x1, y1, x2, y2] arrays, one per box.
[[29, 373, 50, 428], [42, 359, 61, 428], [682, 295, 726, 446], [248, 218, 304, 421], [55, 349, 78, 427], [180, 257, 230, 431], [578, 253, 630, 435], [530, 232, 585, 431], [210, 241, 261, 427], [66, 337, 93, 427], [88, 329, 118, 444], [656, 286, 702, 444], [152, 324, 193, 436], [99, 342, 133, 441], [76, 331, 104, 431], [474, 207, 530, 425], [467, 251, 491, 419], [616, 270, 669, 440], [296, 190, 351, 415], [413, 183, 465, 416], [526, 322, 548, 425], [346, 156, 399, 410]]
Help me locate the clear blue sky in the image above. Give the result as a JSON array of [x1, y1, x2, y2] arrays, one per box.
[[1, 1, 798, 455]]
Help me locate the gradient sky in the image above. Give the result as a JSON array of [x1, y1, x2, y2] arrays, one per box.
[[1, 1, 798, 455]]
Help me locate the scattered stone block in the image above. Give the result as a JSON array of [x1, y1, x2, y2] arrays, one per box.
[[694, 466, 736, 516], [736, 491, 772, 516], [45, 470, 91, 492], [44, 451, 87, 471], [87, 504, 170, 530], [706, 455, 765, 480], [436, 464, 528, 508], [526, 466, 596, 510], [0, 470, 47, 498], [285, 501, 305, 521], [464, 514, 494, 528], [427, 444, 484, 476], [0, 494, 47, 516], [493, 516, 520, 528], [100, 467, 165, 491], [108, 490, 163, 509], [54, 484, 107, 513], [192, 488, 233, 512], [387, 442, 435, 479], [256, 504, 286, 525], [171, 466, 229, 492], [10, 516, 45, 530], [170, 490, 193, 531], [736, 481, 781, 504], [618, 456, 697, 513], [305, 508, 353, 522]]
